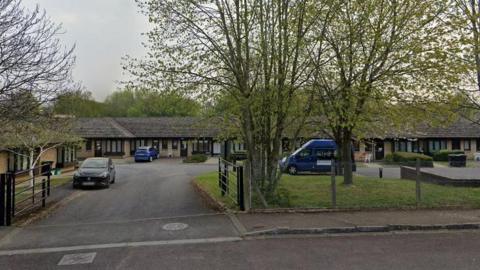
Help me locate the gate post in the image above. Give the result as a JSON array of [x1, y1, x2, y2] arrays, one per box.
[[42, 178, 46, 208], [6, 173, 12, 226], [237, 166, 245, 211], [0, 174, 5, 226]]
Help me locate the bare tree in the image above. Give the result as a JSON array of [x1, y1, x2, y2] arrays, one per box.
[[0, 0, 75, 125]]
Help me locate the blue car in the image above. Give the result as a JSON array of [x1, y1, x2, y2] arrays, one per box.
[[280, 140, 337, 175], [134, 147, 159, 162]]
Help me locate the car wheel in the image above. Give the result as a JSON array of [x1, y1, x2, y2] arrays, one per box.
[[111, 176, 115, 184], [72, 183, 79, 189], [105, 179, 110, 188], [288, 165, 297, 175]]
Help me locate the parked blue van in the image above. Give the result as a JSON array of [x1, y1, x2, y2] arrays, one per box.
[[280, 139, 355, 175]]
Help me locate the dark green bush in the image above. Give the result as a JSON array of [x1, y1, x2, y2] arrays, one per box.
[[432, 150, 465, 161], [384, 152, 433, 167], [184, 154, 208, 163]]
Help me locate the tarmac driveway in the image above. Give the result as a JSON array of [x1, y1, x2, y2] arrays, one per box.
[[0, 159, 238, 250]]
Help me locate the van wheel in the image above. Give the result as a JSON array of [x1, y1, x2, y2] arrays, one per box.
[[288, 166, 297, 175]]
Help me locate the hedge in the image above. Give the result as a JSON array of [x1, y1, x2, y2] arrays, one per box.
[[184, 154, 208, 163], [432, 150, 465, 161], [384, 152, 434, 167]]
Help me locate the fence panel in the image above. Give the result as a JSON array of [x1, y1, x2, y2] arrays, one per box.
[[0, 164, 51, 226]]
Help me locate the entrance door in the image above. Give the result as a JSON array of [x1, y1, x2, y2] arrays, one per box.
[[94, 140, 103, 157], [180, 140, 188, 157], [375, 142, 384, 160]]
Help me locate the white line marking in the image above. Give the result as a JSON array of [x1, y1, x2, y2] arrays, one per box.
[[58, 252, 96, 265], [0, 237, 242, 256]]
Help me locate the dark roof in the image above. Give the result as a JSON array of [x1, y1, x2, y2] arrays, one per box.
[[74, 118, 135, 138], [74, 117, 220, 139], [383, 117, 480, 139], [74, 116, 480, 140]]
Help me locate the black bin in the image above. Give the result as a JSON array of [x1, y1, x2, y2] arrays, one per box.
[[448, 154, 467, 167]]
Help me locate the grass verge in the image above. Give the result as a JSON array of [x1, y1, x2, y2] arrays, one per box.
[[195, 171, 480, 209]]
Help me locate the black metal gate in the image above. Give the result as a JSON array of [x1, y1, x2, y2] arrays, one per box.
[[0, 164, 52, 226], [218, 158, 245, 211]]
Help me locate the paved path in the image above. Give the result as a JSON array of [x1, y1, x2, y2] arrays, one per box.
[[356, 167, 401, 179], [0, 159, 238, 250]]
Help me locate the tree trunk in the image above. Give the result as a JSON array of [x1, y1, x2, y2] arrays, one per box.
[[341, 129, 353, 185]]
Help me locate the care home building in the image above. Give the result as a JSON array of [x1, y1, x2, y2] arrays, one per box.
[[74, 117, 222, 159], [353, 117, 480, 161]]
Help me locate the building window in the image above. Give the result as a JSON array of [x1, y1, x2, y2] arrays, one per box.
[[429, 140, 448, 152], [162, 140, 168, 150], [477, 139, 480, 151], [464, 140, 471, 151], [172, 140, 178, 150], [452, 139, 461, 150], [86, 140, 92, 151]]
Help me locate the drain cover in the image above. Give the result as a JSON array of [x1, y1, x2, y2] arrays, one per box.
[[162, 222, 189, 231]]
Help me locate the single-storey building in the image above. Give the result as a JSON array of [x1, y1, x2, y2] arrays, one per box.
[[0, 145, 78, 174], [3, 116, 480, 174], [352, 117, 480, 161], [74, 117, 223, 159]]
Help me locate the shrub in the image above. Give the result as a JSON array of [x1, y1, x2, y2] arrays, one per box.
[[184, 154, 208, 163], [384, 152, 433, 167], [432, 150, 465, 161]]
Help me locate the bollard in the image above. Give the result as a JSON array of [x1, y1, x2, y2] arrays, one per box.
[[379, 167, 383, 178]]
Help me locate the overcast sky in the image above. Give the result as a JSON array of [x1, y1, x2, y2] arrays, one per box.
[[22, 0, 151, 101]]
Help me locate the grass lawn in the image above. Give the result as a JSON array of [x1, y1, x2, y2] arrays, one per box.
[[195, 172, 480, 209]]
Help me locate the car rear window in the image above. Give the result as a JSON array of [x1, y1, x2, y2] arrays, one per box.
[[81, 159, 108, 168]]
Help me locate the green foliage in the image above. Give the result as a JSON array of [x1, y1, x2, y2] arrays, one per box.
[[54, 90, 105, 117], [184, 154, 208, 163], [384, 152, 434, 167], [432, 150, 465, 161], [54, 88, 202, 118]]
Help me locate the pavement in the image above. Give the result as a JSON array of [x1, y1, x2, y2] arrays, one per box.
[[237, 209, 480, 235], [2, 159, 480, 269]]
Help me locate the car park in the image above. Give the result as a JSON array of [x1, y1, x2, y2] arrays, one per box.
[[134, 146, 159, 162], [73, 157, 116, 188]]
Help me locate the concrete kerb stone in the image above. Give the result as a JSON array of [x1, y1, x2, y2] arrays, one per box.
[[191, 180, 226, 212], [244, 223, 480, 237]]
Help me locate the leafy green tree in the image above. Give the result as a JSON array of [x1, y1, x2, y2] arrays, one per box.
[[309, 0, 461, 184], [125, 0, 318, 202], [54, 90, 105, 117]]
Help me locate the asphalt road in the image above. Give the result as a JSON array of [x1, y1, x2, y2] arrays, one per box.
[[0, 159, 238, 250], [1, 231, 480, 269]]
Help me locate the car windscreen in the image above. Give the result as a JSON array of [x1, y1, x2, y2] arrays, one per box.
[[136, 148, 148, 152], [81, 159, 108, 168]]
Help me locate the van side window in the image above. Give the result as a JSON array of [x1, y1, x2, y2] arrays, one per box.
[[298, 149, 311, 158], [316, 150, 335, 159]]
